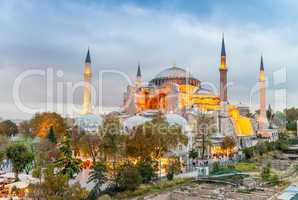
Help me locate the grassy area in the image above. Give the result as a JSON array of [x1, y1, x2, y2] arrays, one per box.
[[112, 178, 193, 199], [233, 162, 258, 172], [210, 167, 241, 175]]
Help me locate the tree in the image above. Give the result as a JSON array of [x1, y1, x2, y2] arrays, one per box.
[[125, 113, 188, 161], [266, 104, 275, 129], [35, 138, 59, 165], [221, 136, 236, 156], [47, 126, 57, 144], [284, 107, 298, 131], [55, 133, 82, 179], [79, 134, 102, 162], [6, 143, 34, 180], [195, 113, 216, 159], [101, 115, 125, 181], [261, 162, 272, 181], [0, 120, 18, 136], [116, 162, 142, 191], [0, 135, 9, 150], [87, 162, 107, 200], [189, 149, 199, 160], [30, 112, 66, 138], [136, 157, 158, 183], [71, 125, 85, 157], [242, 146, 256, 159], [18, 120, 32, 136], [166, 157, 181, 181], [32, 165, 42, 184], [28, 165, 88, 199]]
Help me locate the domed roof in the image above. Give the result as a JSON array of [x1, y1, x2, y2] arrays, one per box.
[[154, 67, 195, 79], [75, 114, 103, 132], [165, 113, 187, 130], [123, 115, 151, 130], [195, 87, 215, 95]]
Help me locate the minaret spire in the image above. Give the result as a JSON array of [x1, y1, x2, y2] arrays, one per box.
[[137, 62, 141, 77], [82, 48, 92, 115], [135, 62, 142, 88], [260, 54, 264, 71], [220, 33, 227, 70], [259, 55, 265, 82], [85, 48, 91, 64], [219, 34, 228, 102], [221, 33, 226, 57]]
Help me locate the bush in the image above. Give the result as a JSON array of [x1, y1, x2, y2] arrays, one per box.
[[256, 142, 268, 155], [264, 141, 274, 151], [211, 162, 222, 173], [97, 194, 112, 200], [268, 174, 280, 185], [166, 158, 181, 181], [275, 139, 289, 151], [116, 162, 142, 191], [242, 147, 255, 159], [136, 158, 157, 183], [261, 162, 271, 181]]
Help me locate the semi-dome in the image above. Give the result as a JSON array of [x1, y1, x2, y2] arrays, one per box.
[[75, 114, 103, 133], [195, 87, 215, 95], [150, 66, 200, 87], [123, 115, 151, 130], [165, 113, 187, 130]]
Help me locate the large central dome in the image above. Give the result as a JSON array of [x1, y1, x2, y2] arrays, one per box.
[[150, 66, 200, 87], [155, 67, 192, 79]]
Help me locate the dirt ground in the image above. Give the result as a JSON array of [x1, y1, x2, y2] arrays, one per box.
[[145, 183, 280, 200]]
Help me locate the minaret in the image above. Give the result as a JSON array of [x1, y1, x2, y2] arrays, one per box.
[[82, 49, 92, 115], [135, 62, 142, 88], [218, 34, 229, 135], [258, 55, 268, 135], [219, 34, 228, 103]]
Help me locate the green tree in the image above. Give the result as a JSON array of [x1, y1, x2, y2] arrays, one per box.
[[189, 149, 199, 160], [242, 146, 256, 160], [136, 157, 157, 183], [6, 143, 34, 180], [261, 162, 272, 181], [266, 104, 275, 129], [32, 165, 42, 184], [55, 133, 82, 179], [87, 162, 107, 200], [284, 107, 298, 131], [0, 120, 18, 136], [47, 126, 57, 144], [116, 162, 142, 191]]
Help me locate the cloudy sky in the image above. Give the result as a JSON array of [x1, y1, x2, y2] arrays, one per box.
[[0, 0, 295, 119]]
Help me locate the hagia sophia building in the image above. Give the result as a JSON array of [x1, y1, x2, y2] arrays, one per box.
[[76, 35, 278, 159]]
